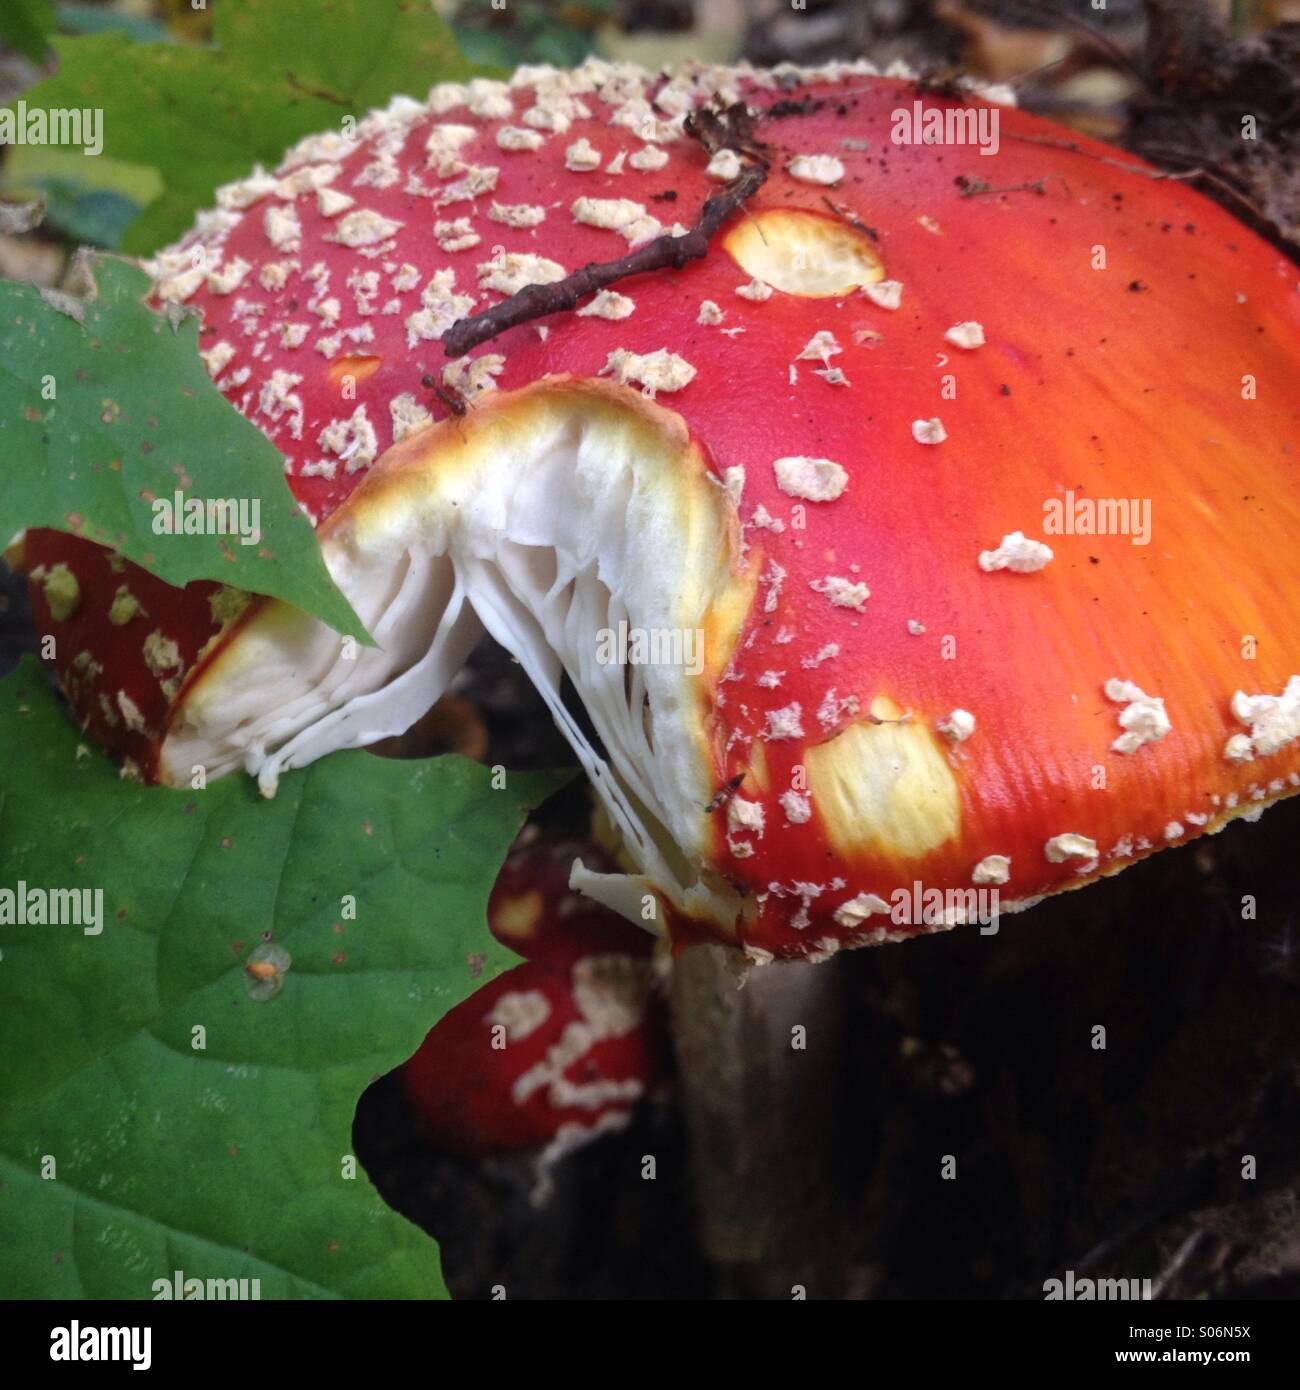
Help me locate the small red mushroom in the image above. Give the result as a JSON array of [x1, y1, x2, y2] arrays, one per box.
[[20, 57, 1300, 959], [487, 834, 657, 961], [400, 835, 668, 1160]]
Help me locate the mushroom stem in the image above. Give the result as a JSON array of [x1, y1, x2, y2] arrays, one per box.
[[669, 943, 850, 1295]]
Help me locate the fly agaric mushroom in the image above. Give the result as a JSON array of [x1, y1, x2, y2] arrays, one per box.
[[401, 835, 667, 1159], [486, 833, 658, 963], [20, 58, 1300, 959]]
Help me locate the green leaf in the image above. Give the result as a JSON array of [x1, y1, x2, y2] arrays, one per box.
[[0, 255, 371, 642], [0, 0, 56, 65], [0, 657, 568, 1298], [1, 147, 163, 250], [18, 180, 138, 248], [13, 0, 477, 256]]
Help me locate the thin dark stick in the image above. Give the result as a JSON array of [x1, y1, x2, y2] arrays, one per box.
[[1003, 131, 1274, 227], [957, 176, 1049, 198], [1004, 130, 1189, 179], [443, 160, 769, 358], [820, 194, 876, 238]]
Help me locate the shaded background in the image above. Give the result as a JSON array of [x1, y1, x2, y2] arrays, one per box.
[[3, 0, 1300, 1299]]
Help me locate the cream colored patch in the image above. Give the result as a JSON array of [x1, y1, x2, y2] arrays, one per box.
[[700, 560, 758, 687], [491, 889, 543, 943], [805, 694, 960, 860], [746, 738, 770, 794], [723, 209, 884, 299]]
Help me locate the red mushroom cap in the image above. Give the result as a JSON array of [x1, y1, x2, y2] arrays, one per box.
[[487, 834, 655, 961], [401, 835, 665, 1158], [24, 58, 1300, 959]]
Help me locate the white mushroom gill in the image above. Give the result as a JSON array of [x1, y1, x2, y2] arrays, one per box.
[[163, 380, 749, 929]]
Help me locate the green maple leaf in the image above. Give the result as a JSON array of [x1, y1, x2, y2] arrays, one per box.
[[0, 256, 370, 641], [0, 657, 568, 1298]]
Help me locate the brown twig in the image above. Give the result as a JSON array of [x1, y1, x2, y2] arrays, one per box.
[[684, 100, 766, 161], [956, 175, 1048, 198], [443, 104, 770, 359], [1149, 1228, 1207, 1300], [820, 195, 877, 239], [1130, 142, 1278, 224], [1004, 130, 1188, 179], [1004, 131, 1274, 227]]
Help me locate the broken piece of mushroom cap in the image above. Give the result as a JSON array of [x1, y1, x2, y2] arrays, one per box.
[[23, 57, 1300, 959], [401, 835, 665, 1158], [488, 834, 655, 962]]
